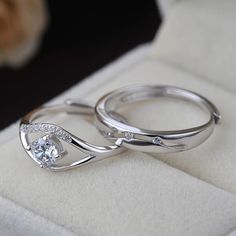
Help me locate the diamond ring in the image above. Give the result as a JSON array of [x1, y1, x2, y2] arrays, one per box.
[[95, 85, 221, 153], [19, 100, 123, 171]]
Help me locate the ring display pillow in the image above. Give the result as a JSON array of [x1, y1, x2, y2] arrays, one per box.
[[1, 0, 236, 235]]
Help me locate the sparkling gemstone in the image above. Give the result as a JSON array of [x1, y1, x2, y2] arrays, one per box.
[[124, 132, 134, 141], [152, 137, 162, 145], [31, 135, 63, 166]]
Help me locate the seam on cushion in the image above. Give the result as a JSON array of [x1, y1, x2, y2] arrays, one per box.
[[154, 55, 236, 96], [48, 43, 151, 103], [0, 194, 78, 236], [1, 151, 236, 235]]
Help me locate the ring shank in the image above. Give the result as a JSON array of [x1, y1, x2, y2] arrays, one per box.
[[104, 86, 220, 123], [95, 85, 221, 153]]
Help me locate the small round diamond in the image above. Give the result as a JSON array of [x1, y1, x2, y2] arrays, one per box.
[[152, 137, 162, 145], [30, 135, 63, 167], [26, 125, 33, 133], [33, 124, 40, 132], [124, 132, 134, 141]]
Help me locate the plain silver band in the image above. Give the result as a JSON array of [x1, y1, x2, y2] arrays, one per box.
[[19, 100, 123, 171], [95, 85, 221, 153]]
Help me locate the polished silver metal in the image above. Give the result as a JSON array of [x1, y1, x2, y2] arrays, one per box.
[[95, 85, 221, 153], [19, 100, 123, 171]]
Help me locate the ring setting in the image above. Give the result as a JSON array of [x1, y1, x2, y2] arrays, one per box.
[[95, 85, 221, 153], [30, 135, 64, 167], [19, 101, 123, 171], [20, 123, 73, 167]]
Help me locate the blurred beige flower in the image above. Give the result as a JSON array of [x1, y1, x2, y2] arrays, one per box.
[[0, 0, 48, 67]]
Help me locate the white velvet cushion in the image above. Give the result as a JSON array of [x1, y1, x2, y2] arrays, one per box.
[[1, 45, 236, 235], [156, 0, 180, 17], [153, 0, 236, 93], [2, 0, 236, 234], [0, 196, 76, 236]]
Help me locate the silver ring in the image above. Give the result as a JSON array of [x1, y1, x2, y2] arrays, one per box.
[[95, 85, 221, 153], [19, 100, 123, 171]]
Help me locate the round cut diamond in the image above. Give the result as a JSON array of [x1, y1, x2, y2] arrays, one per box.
[[31, 135, 63, 167], [152, 137, 162, 145], [124, 132, 134, 141]]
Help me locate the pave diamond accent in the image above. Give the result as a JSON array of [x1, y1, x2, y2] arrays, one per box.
[[124, 132, 134, 141], [99, 130, 113, 138], [152, 137, 162, 145], [21, 123, 72, 143], [30, 135, 64, 167]]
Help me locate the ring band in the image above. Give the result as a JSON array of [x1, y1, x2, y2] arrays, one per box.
[[19, 100, 123, 171], [19, 85, 221, 171], [95, 85, 221, 153]]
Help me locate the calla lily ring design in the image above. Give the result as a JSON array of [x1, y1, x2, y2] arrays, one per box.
[[19, 100, 124, 171]]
